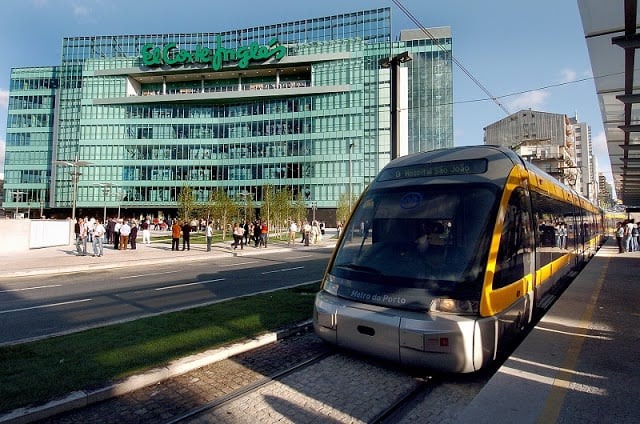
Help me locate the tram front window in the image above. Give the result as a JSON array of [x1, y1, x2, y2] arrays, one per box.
[[327, 185, 497, 311]]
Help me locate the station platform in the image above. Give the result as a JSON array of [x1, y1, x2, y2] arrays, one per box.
[[458, 238, 640, 423]]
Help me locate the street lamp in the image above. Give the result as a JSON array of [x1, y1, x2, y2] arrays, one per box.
[[311, 201, 317, 222], [348, 143, 355, 211], [96, 183, 113, 223], [238, 190, 253, 222], [115, 191, 126, 219], [11, 191, 25, 219], [53, 156, 92, 221], [379, 51, 412, 160]]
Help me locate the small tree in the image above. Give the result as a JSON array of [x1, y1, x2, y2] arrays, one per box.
[[209, 189, 236, 240], [177, 185, 196, 221], [336, 192, 358, 228]]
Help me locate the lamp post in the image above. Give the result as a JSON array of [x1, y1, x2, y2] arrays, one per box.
[[11, 191, 25, 219], [311, 201, 317, 222], [348, 143, 354, 212], [238, 190, 252, 222], [53, 156, 92, 221], [379, 51, 413, 160], [96, 183, 113, 223], [115, 191, 126, 220]]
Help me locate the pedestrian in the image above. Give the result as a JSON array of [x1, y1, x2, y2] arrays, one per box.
[[253, 220, 262, 247], [616, 222, 625, 253], [232, 223, 244, 250], [92, 218, 105, 257], [75, 217, 87, 256], [119, 220, 131, 250], [113, 219, 122, 250], [129, 221, 138, 250], [106, 217, 115, 244], [171, 220, 181, 251], [303, 221, 311, 246], [206, 221, 213, 252], [288, 220, 298, 245], [181, 220, 191, 250], [260, 221, 268, 248], [141, 219, 151, 244]]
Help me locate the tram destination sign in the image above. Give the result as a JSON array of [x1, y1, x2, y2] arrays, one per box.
[[378, 159, 488, 181], [141, 35, 287, 71]]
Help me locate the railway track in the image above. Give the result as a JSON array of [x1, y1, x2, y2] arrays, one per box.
[[38, 329, 494, 424]]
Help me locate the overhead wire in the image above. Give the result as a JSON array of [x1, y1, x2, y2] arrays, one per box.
[[391, 0, 510, 115]]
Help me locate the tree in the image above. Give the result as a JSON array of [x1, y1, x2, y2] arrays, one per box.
[[336, 192, 358, 228], [177, 185, 196, 221], [208, 189, 236, 240], [293, 192, 307, 224]]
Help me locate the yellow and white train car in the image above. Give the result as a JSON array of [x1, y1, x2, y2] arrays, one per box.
[[313, 145, 603, 373]]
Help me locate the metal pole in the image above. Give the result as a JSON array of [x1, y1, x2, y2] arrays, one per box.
[[349, 143, 354, 211], [103, 188, 108, 223], [71, 171, 79, 221]]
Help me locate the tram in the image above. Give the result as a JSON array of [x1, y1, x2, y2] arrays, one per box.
[[313, 146, 603, 373]]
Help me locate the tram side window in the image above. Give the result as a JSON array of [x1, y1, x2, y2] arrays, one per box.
[[494, 188, 533, 289]]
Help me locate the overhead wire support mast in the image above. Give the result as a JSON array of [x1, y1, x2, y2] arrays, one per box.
[[391, 0, 511, 116]]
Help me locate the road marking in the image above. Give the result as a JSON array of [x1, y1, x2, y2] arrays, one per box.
[[261, 266, 304, 275], [155, 278, 226, 291], [0, 298, 92, 314], [120, 270, 181, 279], [218, 261, 257, 267], [285, 255, 314, 259], [0, 284, 62, 293]]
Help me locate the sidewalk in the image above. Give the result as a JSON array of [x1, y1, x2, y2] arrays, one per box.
[[0, 230, 338, 279]]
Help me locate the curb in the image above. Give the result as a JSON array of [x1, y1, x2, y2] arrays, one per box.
[[0, 320, 314, 424]]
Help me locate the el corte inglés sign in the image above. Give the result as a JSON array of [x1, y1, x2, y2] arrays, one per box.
[[141, 35, 286, 71]]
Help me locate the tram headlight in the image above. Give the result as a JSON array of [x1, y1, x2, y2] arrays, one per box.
[[429, 298, 479, 315], [323, 274, 340, 296]]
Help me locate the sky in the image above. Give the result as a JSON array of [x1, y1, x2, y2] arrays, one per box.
[[0, 0, 612, 188]]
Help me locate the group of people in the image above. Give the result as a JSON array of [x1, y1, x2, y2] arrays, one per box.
[[75, 216, 155, 257], [615, 219, 639, 253], [74, 217, 107, 257], [290, 220, 324, 246]]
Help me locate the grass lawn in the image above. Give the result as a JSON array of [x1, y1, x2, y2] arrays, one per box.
[[0, 283, 319, 414]]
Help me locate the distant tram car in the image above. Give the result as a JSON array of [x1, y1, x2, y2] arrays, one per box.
[[313, 146, 603, 373]]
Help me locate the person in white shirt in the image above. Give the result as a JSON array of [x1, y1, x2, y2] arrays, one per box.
[[119, 220, 131, 250], [288, 221, 298, 245]]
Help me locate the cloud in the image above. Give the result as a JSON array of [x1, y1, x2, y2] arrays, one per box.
[[73, 3, 91, 17], [505, 90, 550, 112], [0, 89, 7, 108], [560, 68, 577, 83]]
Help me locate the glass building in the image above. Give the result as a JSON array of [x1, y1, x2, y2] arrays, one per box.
[[3, 8, 453, 220]]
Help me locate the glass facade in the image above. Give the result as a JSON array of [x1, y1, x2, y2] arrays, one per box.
[[3, 8, 453, 219]]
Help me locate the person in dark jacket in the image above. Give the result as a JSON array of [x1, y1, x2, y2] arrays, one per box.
[[129, 222, 138, 250], [181, 221, 191, 251]]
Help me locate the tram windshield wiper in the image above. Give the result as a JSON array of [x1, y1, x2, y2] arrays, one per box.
[[335, 263, 382, 275]]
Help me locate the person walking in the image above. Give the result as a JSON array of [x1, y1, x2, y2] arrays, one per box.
[[206, 221, 213, 252], [181, 220, 191, 251], [260, 221, 268, 248], [232, 223, 244, 250], [288, 220, 298, 245], [92, 218, 105, 257], [171, 220, 181, 251]]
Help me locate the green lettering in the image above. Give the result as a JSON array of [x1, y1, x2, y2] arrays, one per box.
[[162, 42, 179, 65], [140, 36, 287, 70], [141, 43, 162, 66]]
